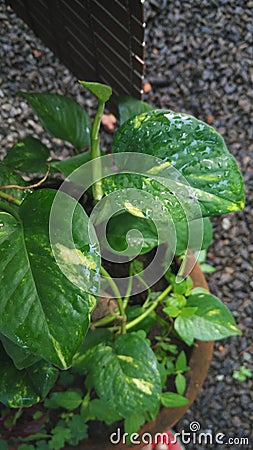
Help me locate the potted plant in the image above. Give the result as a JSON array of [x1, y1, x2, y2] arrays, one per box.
[[0, 82, 245, 449]]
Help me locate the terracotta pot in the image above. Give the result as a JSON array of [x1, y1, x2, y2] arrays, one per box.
[[72, 253, 214, 450]]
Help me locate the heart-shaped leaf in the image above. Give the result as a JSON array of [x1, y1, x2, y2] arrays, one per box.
[[174, 293, 242, 345], [19, 92, 91, 150], [85, 333, 161, 417], [109, 110, 245, 218], [0, 343, 58, 408], [3, 137, 50, 173], [0, 189, 100, 368]]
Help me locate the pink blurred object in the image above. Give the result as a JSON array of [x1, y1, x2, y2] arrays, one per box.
[[150, 430, 184, 450]]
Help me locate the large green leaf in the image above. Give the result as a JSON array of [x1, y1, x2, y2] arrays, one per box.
[[0, 189, 100, 368], [85, 333, 161, 417], [3, 137, 50, 173], [109, 110, 245, 218], [174, 293, 242, 345], [117, 96, 153, 125], [0, 343, 58, 408], [19, 92, 91, 150]]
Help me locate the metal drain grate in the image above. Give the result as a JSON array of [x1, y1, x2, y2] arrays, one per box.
[[6, 0, 145, 111]]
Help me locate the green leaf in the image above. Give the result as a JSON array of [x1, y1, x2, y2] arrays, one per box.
[[106, 211, 158, 256], [85, 333, 162, 417], [72, 328, 112, 371], [199, 263, 216, 273], [109, 110, 245, 218], [3, 137, 50, 173], [175, 373, 186, 395], [19, 92, 91, 150], [49, 424, 71, 450], [117, 96, 153, 125], [0, 164, 27, 201], [180, 307, 198, 318], [50, 151, 91, 177], [175, 293, 242, 345], [175, 351, 188, 371], [163, 305, 180, 318], [0, 334, 40, 369], [175, 217, 213, 255], [160, 391, 189, 407], [0, 440, 8, 450], [87, 399, 122, 424], [124, 412, 146, 442], [0, 343, 58, 407], [0, 189, 100, 368], [79, 81, 112, 103], [66, 414, 88, 445], [44, 390, 82, 410]]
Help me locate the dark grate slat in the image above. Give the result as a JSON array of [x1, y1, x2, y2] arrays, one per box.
[[6, 0, 145, 112]]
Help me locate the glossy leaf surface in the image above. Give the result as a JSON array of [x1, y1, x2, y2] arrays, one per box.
[[84, 333, 161, 417], [175, 293, 242, 345], [106, 211, 158, 255], [0, 343, 58, 407], [19, 92, 91, 150], [4, 137, 50, 173], [110, 110, 245, 218], [0, 189, 99, 368]]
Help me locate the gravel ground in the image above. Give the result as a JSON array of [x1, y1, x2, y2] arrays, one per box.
[[0, 1, 253, 449]]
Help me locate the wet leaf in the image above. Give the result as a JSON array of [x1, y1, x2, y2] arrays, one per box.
[[4, 137, 50, 173], [19, 92, 91, 150], [0, 189, 100, 368]]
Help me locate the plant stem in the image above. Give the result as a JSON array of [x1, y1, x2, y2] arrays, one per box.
[[100, 266, 126, 333], [126, 284, 172, 331], [123, 263, 133, 308], [90, 100, 104, 202], [0, 191, 21, 206]]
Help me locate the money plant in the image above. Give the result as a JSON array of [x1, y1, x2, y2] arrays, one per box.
[[0, 82, 245, 448]]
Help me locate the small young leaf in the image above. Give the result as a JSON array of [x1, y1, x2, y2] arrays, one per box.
[[49, 424, 71, 450], [160, 392, 189, 407], [19, 92, 91, 150], [4, 137, 50, 173], [66, 415, 88, 445], [175, 351, 187, 372], [163, 305, 180, 318], [79, 81, 112, 103], [180, 306, 198, 318], [44, 391, 82, 411], [124, 412, 146, 442], [88, 399, 122, 424], [175, 373, 186, 395]]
